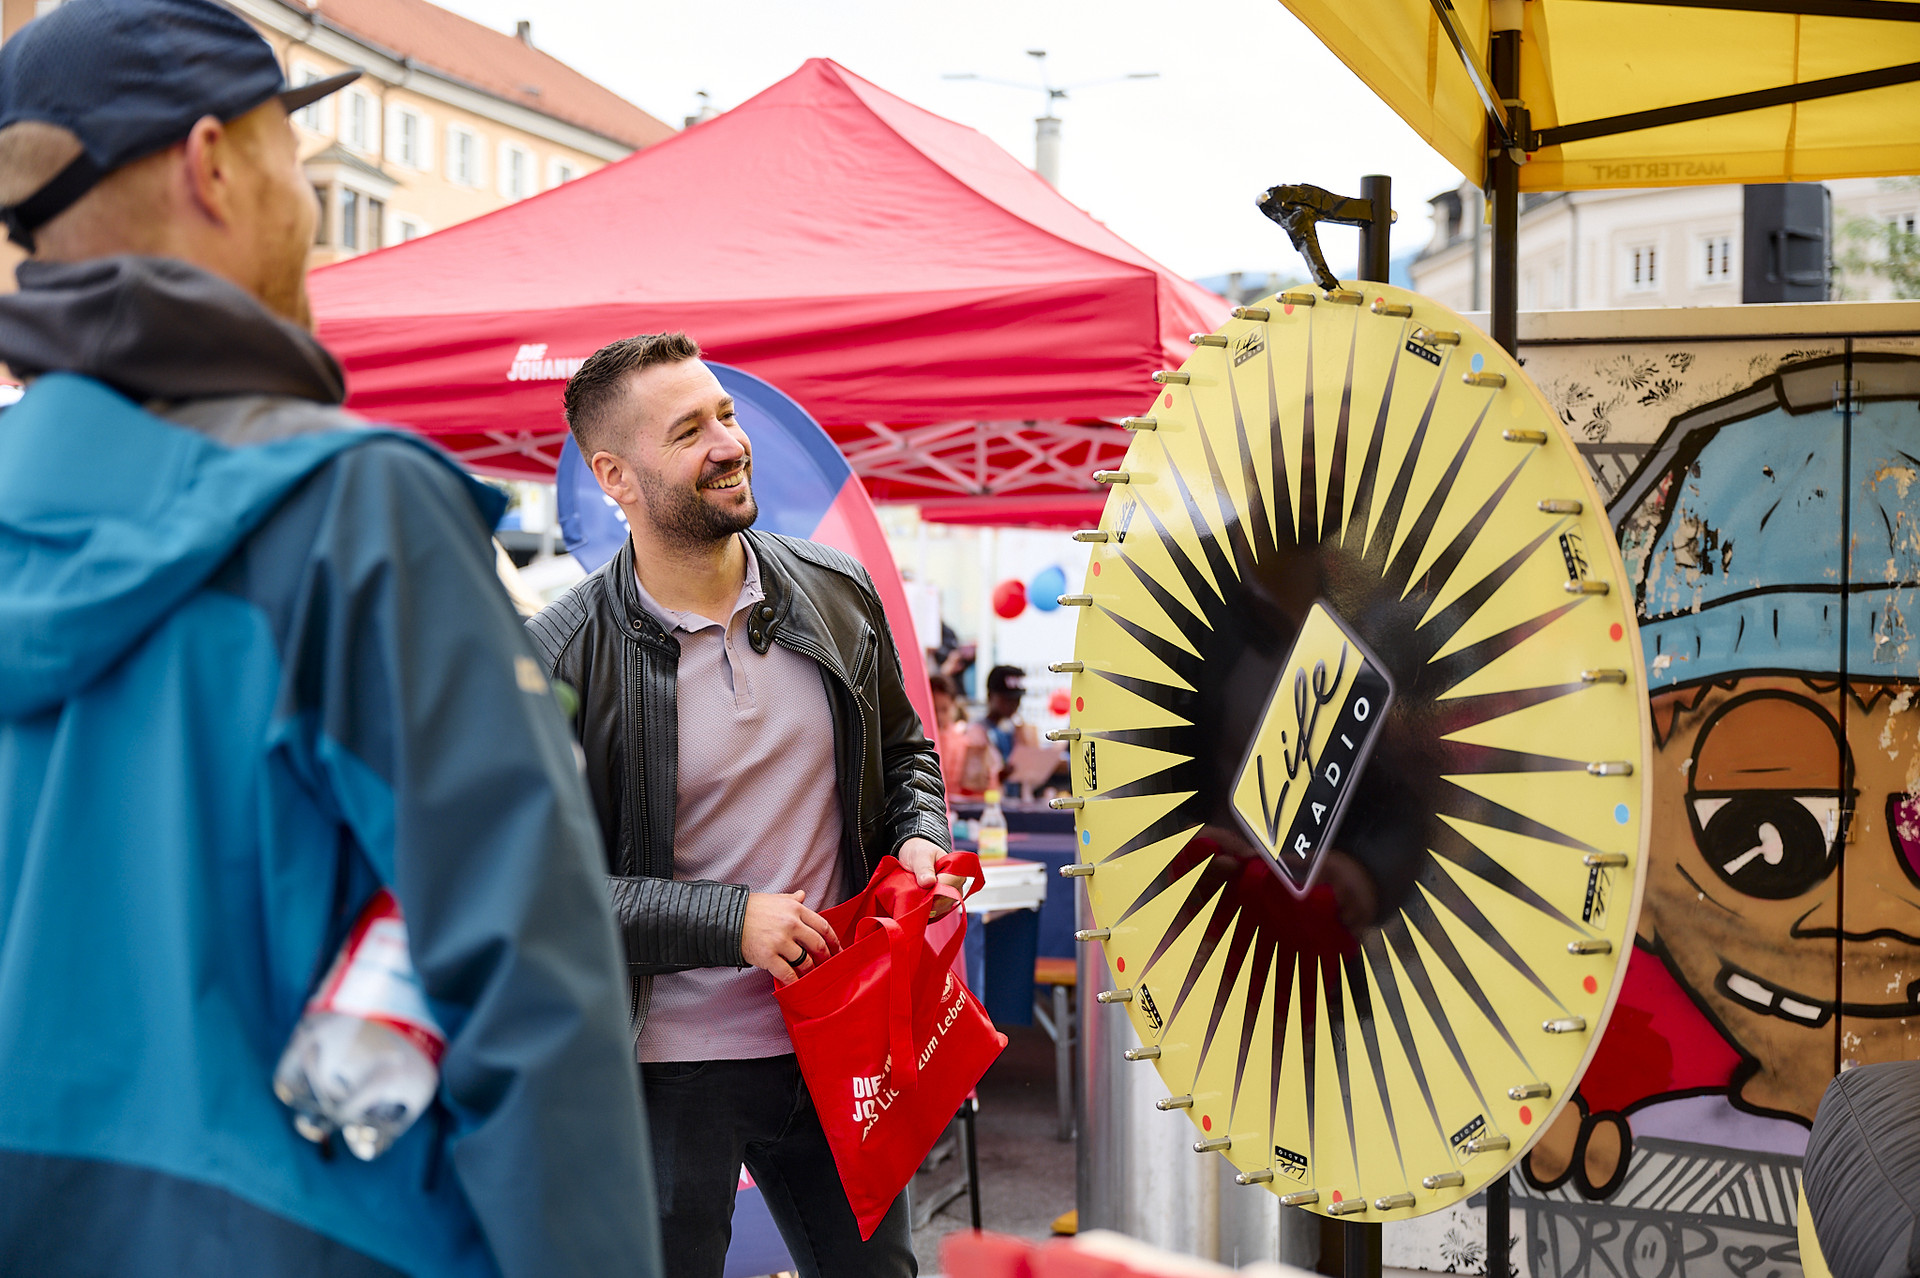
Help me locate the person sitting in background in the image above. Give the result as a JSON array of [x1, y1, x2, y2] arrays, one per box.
[[929, 673, 998, 798], [929, 674, 963, 796], [984, 665, 1040, 794], [928, 623, 977, 694]]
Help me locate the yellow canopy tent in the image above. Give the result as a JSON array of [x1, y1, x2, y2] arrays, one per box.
[[1280, 0, 1920, 191], [1273, 0, 1920, 351]]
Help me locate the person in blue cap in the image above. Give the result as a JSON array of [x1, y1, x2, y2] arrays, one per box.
[[1525, 354, 1920, 1231], [0, 2, 661, 1276]]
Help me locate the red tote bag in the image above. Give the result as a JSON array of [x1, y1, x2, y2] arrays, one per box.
[[775, 852, 1007, 1239]]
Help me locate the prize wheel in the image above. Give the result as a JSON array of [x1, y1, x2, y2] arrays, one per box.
[[1062, 282, 1652, 1219]]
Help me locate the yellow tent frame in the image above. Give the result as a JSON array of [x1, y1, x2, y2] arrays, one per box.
[[1278, 0, 1920, 346], [1283, 0, 1920, 192]]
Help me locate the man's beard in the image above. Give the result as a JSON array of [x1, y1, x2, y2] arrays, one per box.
[[635, 458, 758, 546]]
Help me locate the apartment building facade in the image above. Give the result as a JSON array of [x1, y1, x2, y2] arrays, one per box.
[[0, 0, 676, 266], [1412, 178, 1920, 312]]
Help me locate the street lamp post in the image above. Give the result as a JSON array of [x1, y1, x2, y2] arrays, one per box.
[[944, 50, 1158, 188]]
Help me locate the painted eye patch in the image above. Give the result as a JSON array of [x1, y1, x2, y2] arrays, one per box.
[[1885, 793, 1920, 888]]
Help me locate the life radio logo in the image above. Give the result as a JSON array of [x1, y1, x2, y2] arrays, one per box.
[[1137, 984, 1164, 1034], [1273, 1145, 1309, 1181], [505, 344, 588, 382], [1114, 491, 1138, 545], [1448, 1113, 1487, 1165], [1232, 327, 1266, 368], [1559, 530, 1592, 583], [1583, 861, 1611, 925], [1230, 602, 1394, 894]]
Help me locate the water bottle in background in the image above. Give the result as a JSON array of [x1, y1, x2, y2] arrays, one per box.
[[978, 788, 1008, 860], [273, 888, 446, 1161]]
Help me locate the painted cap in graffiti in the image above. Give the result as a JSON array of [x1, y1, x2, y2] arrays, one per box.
[[1610, 354, 1920, 689]]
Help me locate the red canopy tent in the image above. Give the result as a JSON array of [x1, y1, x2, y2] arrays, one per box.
[[310, 58, 1227, 521]]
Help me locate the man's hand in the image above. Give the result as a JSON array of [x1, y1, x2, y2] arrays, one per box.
[[899, 836, 969, 920], [742, 890, 840, 986]]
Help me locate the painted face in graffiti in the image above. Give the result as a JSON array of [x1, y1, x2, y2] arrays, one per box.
[[1643, 675, 1920, 1121]]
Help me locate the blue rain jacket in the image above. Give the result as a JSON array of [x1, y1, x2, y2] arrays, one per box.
[[0, 257, 660, 1278]]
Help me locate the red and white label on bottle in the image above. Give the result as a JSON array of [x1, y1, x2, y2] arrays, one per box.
[[309, 888, 448, 1065]]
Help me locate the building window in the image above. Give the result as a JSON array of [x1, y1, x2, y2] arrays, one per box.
[[1698, 235, 1734, 283], [393, 109, 428, 171], [501, 144, 531, 200], [447, 126, 482, 187], [344, 91, 372, 152], [334, 189, 388, 255], [1887, 211, 1918, 258], [291, 66, 333, 135], [548, 157, 578, 188], [395, 217, 427, 243], [312, 185, 329, 245], [1625, 243, 1659, 292]]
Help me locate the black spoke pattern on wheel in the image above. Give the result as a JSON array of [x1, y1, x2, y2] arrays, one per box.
[[1069, 285, 1648, 1215]]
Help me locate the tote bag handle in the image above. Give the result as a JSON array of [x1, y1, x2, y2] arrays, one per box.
[[846, 850, 988, 1092], [852, 909, 927, 1091]]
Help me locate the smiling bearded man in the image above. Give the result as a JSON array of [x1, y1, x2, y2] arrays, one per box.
[[528, 332, 954, 1278]]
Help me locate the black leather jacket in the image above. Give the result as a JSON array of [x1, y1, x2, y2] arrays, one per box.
[[526, 529, 950, 1032]]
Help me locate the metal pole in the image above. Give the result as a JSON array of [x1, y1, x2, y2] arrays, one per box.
[[1486, 9, 1522, 1260], [1486, 1175, 1510, 1278], [1358, 174, 1392, 284], [1035, 114, 1062, 187], [1343, 1220, 1381, 1278], [1470, 186, 1484, 312], [1489, 29, 1520, 355], [963, 1100, 983, 1229]]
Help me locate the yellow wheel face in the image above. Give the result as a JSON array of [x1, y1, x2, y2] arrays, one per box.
[[1066, 283, 1652, 1221]]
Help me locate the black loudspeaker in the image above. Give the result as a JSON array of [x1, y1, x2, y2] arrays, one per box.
[[1743, 183, 1830, 303]]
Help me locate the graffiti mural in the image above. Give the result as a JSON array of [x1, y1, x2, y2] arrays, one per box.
[[1386, 333, 1920, 1278]]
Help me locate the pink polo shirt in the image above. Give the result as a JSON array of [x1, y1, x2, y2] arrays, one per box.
[[633, 538, 844, 1063]]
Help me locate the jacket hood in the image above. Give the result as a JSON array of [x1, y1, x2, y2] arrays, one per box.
[[0, 256, 345, 403], [0, 374, 378, 719], [0, 259, 370, 718]]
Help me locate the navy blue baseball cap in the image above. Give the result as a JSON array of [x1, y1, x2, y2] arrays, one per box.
[[0, 0, 359, 247]]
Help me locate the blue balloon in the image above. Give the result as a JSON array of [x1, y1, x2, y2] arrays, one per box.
[[1029, 564, 1068, 612]]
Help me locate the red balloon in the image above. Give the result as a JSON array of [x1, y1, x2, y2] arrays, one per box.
[[991, 578, 1027, 619], [1048, 689, 1071, 716]]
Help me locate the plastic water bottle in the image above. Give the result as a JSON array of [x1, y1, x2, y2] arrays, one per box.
[[273, 888, 446, 1161], [978, 788, 1009, 860]]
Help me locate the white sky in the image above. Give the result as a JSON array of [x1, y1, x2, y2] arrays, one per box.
[[432, 0, 1468, 282]]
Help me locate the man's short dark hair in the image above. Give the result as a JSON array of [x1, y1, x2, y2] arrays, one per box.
[[562, 331, 701, 458]]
